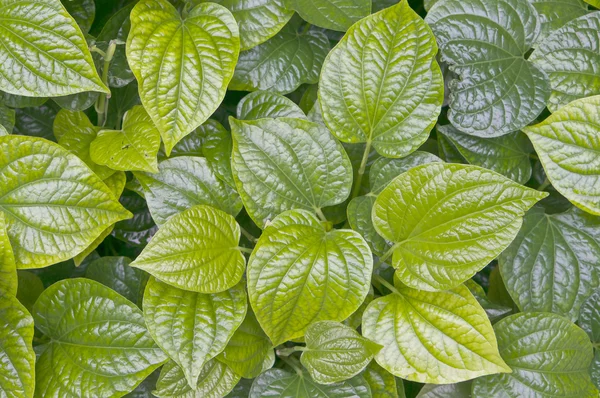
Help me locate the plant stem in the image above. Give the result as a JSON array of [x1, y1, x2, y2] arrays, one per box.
[[96, 40, 117, 127], [372, 273, 400, 295], [351, 140, 372, 200], [276, 346, 305, 357], [315, 207, 328, 223], [239, 226, 257, 243], [238, 247, 254, 254], [280, 356, 304, 377], [538, 178, 551, 191]]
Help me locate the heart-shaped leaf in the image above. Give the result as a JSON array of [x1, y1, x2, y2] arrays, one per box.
[[283, 0, 371, 31], [153, 360, 240, 398]]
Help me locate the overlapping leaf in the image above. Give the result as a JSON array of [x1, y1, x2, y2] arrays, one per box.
[[236, 91, 305, 120], [85, 256, 148, 307], [153, 360, 240, 398], [283, 0, 371, 31]]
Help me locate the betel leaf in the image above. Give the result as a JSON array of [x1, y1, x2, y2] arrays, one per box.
[[33, 278, 168, 397], [61, 0, 95, 33], [0, 294, 35, 398], [127, 0, 240, 155], [230, 23, 329, 95], [112, 190, 158, 247], [426, 0, 550, 137], [465, 280, 512, 322], [472, 312, 597, 397], [134, 156, 242, 226], [319, 0, 443, 158], [523, 95, 600, 215], [236, 91, 305, 121], [15, 271, 44, 313], [0, 105, 15, 132], [283, 0, 371, 31], [373, 163, 546, 291], [200, 120, 235, 187], [0, 136, 132, 268], [0, 212, 17, 296], [415, 382, 471, 398], [362, 362, 402, 398], [0, 0, 108, 96], [85, 256, 149, 307], [580, 288, 600, 344], [130, 205, 246, 293], [530, 0, 589, 43], [247, 209, 373, 345], [530, 12, 600, 112], [0, 91, 47, 109], [13, 104, 57, 142], [437, 125, 533, 184], [300, 321, 382, 384], [143, 277, 247, 388], [125, 369, 160, 398], [52, 90, 99, 112]]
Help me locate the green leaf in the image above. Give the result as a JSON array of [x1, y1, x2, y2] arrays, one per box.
[[198, 119, 235, 187], [592, 352, 600, 390], [0, 91, 47, 109], [523, 95, 600, 215], [91, 105, 161, 173], [438, 125, 533, 184], [362, 284, 511, 383], [283, 0, 371, 31], [319, 1, 443, 157], [231, 117, 352, 227], [0, 105, 15, 132], [0, 0, 108, 96], [465, 280, 512, 322], [16, 271, 44, 313], [300, 321, 381, 384], [373, 163, 546, 291], [125, 369, 160, 398], [0, 212, 17, 296], [127, 0, 240, 155], [530, 13, 600, 112], [369, 152, 444, 195], [579, 288, 600, 344], [362, 362, 402, 398], [13, 104, 58, 142], [52, 91, 99, 111], [472, 312, 597, 397], [112, 190, 158, 247], [61, 0, 95, 32], [218, 308, 274, 379], [85, 256, 149, 307], [426, 0, 550, 136], [143, 277, 247, 387], [530, 0, 589, 43], [135, 156, 242, 226], [230, 23, 329, 94], [106, 82, 141, 129], [0, 294, 35, 398], [415, 382, 471, 398], [33, 278, 168, 397], [236, 91, 306, 120], [153, 359, 240, 398], [0, 136, 132, 268], [130, 205, 246, 293], [248, 209, 372, 345], [347, 195, 390, 257]]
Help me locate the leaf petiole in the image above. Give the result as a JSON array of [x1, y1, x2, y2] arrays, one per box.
[[372, 273, 401, 296], [95, 40, 118, 127], [350, 140, 372, 200], [280, 355, 304, 377]]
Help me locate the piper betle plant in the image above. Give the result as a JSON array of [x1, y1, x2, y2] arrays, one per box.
[[1, 0, 600, 397]]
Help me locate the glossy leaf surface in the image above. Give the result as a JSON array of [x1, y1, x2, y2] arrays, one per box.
[[283, 0, 371, 31], [153, 360, 240, 398]]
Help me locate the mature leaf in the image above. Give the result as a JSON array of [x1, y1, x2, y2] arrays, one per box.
[[153, 360, 240, 398], [143, 277, 247, 387], [426, 0, 550, 136], [135, 156, 242, 225], [530, 12, 600, 112], [61, 0, 95, 32], [124, 369, 160, 398], [319, 1, 443, 157], [0, 212, 17, 296], [0, 136, 131, 268], [112, 190, 158, 247], [283, 0, 371, 31], [198, 119, 235, 187], [362, 362, 401, 398], [91, 105, 161, 173], [13, 104, 57, 141], [231, 117, 352, 227], [248, 209, 372, 345], [465, 280, 512, 322], [369, 152, 444, 195], [236, 91, 305, 120], [0, 294, 35, 398], [52, 91, 99, 111], [106, 82, 141, 129], [530, 0, 589, 43], [33, 278, 167, 397], [0, 105, 15, 132], [131, 205, 246, 293], [523, 95, 600, 215], [127, 0, 240, 155], [226, 378, 253, 398], [415, 382, 471, 398], [373, 163, 546, 291], [86, 256, 148, 307], [579, 288, 600, 344], [347, 195, 390, 257], [16, 271, 44, 312], [0, 91, 47, 109], [472, 312, 597, 397], [0, 0, 107, 96]]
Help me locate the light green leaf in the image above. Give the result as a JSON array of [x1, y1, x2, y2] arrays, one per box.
[[0, 105, 15, 132], [0, 136, 132, 268], [247, 209, 372, 345], [415, 382, 471, 398], [127, 0, 240, 155], [426, 0, 550, 136], [530, 0, 589, 43], [135, 156, 242, 226], [153, 360, 240, 398], [530, 12, 600, 112], [283, 0, 371, 31], [0, 294, 35, 398], [231, 117, 352, 227], [16, 271, 44, 313], [85, 256, 148, 307], [373, 163, 546, 291], [236, 91, 306, 120], [363, 362, 402, 398], [230, 23, 329, 94], [472, 312, 597, 398], [0, 212, 17, 296], [91, 105, 161, 173], [362, 284, 511, 383], [465, 280, 512, 322], [319, 0, 443, 157], [131, 205, 246, 293], [523, 95, 600, 215], [143, 277, 247, 388], [0, 0, 108, 96], [0, 124, 8, 136], [438, 125, 533, 184], [585, 0, 600, 6], [300, 321, 381, 384], [33, 278, 168, 397]]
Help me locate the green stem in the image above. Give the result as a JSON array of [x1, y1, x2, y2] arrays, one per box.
[[301, 22, 312, 35], [315, 208, 328, 223], [280, 356, 304, 377], [276, 346, 305, 357], [96, 40, 117, 127], [538, 178, 551, 191], [239, 226, 257, 243], [372, 273, 400, 295], [238, 247, 254, 254], [351, 140, 372, 200], [529, 153, 539, 161]]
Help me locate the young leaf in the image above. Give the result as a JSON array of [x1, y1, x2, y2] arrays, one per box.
[[530, 0, 589, 43], [153, 360, 240, 398], [236, 91, 306, 120], [0, 136, 132, 268], [130, 205, 246, 293], [0, 212, 17, 296], [33, 279, 168, 397], [231, 117, 352, 227], [362, 284, 511, 383], [90, 105, 161, 173], [127, 0, 240, 155], [362, 362, 402, 398], [247, 209, 373, 345], [0, 295, 35, 398], [319, 0, 443, 157], [523, 95, 600, 215], [426, 0, 550, 136], [472, 312, 597, 397], [373, 163, 546, 291], [85, 256, 149, 307], [283, 0, 371, 31], [143, 277, 247, 388]]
